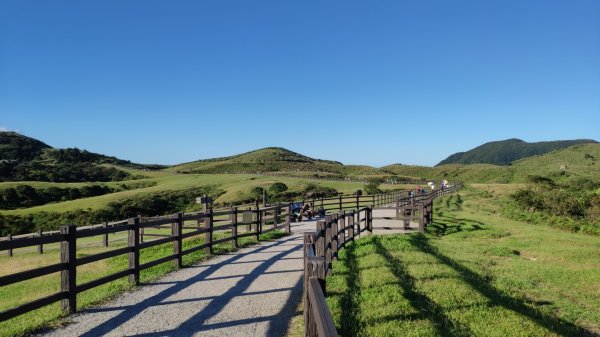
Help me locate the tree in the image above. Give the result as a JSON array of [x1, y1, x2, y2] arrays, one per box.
[[364, 178, 383, 195], [269, 182, 288, 195]]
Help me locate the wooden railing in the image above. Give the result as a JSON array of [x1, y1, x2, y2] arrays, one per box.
[[1, 191, 407, 257], [303, 183, 463, 337], [0, 204, 294, 321], [0, 189, 406, 322]]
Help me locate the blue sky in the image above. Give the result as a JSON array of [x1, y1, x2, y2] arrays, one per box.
[[1, 1, 599, 166]]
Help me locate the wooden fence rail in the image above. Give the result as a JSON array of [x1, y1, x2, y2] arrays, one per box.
[[0, 186, 461, 324], [0, 189, 411, 322], [303, 183, 463, 337]]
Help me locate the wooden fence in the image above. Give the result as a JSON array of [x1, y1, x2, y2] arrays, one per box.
[[303, 183, 463, 337], [0, 189, 408, 322]]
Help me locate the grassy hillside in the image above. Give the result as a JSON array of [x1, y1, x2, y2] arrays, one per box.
[[437, 138, 597, 166], [321, 187, 600, 336], [0, 132, 164, 182], [167, 147, 346, 174], [383, 144, 600, 184]]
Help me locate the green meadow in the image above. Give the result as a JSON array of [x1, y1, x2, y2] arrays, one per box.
[[321, 186, 600, 336]]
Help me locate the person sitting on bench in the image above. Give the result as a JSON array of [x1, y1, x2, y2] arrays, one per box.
[[299, 202, 314, 220]]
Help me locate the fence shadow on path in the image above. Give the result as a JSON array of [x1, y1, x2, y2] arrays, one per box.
[[406, 234, 596, 337], [77, 236, 303, 337]]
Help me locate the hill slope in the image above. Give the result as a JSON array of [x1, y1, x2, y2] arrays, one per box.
[[0, 132, 163, 182], [437, 138, 597, 166], [166, 147, 347, 174]]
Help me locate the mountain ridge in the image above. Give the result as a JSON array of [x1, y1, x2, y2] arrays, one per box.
[[436, 138, 597, 166]]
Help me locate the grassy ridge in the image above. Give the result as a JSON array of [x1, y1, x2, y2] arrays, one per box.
[[323, 187, 600, 336]]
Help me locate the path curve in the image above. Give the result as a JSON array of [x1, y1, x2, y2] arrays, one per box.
[[36, 221, 317, 337]]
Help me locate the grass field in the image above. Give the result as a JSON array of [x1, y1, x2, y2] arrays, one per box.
[[0, 172, 408, 217], [313, 186, 600, 337], [0, 228, 288, 337]]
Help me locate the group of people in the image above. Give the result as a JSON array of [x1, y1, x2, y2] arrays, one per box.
[[412, 180, 450, 195]]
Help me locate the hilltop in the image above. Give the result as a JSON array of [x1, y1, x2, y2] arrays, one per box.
[[166, 147, 348, 175], [436, 138, 597, 166], [384, 143, 600, 183], [0, 132, 164, 182]]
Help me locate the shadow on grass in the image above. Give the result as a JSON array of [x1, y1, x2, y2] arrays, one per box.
[[407, 234, 596, 337], [337, 242, 362, 336], [428, 217, 486, 237], [372, 236, 473, 337]]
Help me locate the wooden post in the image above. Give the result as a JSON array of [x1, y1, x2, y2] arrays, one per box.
[[102, 222, 109, 247], [339, 211, 346, 246], [356, 193, 360, 210], [325, 217, 332, 273], [332, 216, 338, 259], [372, 195, 375, 207], [338, 195, 342, 211], [256, 209, 262, 240], [7, 234, 12, 257], [231, 206, 238, 249], [418, 203, 425, 234], [128, 217, 140, 285], [274, 204, 280, 231], [173, 212, 183, 268], [60, 224, 77, 314], [205, 208, 213, 255], [368, 205, 373, 233], [316, 221, 326, 258], [285, 203, 292, 234], [38, 229, 43, 254], [349, 211, 355, 241]]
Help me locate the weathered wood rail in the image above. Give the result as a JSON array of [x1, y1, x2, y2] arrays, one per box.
[[0, 204, 294, 322], [0, 189, 407, 322], [303, 183, 463, 337]]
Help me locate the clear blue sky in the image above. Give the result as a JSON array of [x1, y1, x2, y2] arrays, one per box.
[[1, 1, 599, 167]]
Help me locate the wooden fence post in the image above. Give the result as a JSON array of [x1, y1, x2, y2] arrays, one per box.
[[173, 212, 183, 268], [7, 234, 12, 257], [339, 211, 346, 246], [356, 194, 360, 210], [325, 217, 332, 274], [349, 211, 355, 241], [332, 215, 338, 259], [60, 224, 77, 315], [231, 206, 238, 249], [286, 203, 291, 234], [418, 203, 425, 234], [102, 222, 109, 247], [369, 205, 373, 233], [274, 204, 280, 231], [38, 229, 43, 254], [316, 221, 326, 258], [205, 208, 213, 255], [128, 217, 140, 285]]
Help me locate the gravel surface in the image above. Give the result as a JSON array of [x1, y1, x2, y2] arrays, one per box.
[[36, 221, 316, 337]]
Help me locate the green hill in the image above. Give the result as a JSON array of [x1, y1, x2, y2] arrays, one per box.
[[0, 132, 163, 182], [437, 138, 597, 166], [384, 143, 600, 183], [167, 147, 347, 174]]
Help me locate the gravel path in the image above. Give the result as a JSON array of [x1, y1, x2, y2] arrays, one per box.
[[36, 221, 317, 337]]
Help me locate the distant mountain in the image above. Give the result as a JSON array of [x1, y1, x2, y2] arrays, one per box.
[[167, 147, 346, 174], [436, 138, 598, 166], [0, 132, 164, 182], [384, 143, 600, 183]]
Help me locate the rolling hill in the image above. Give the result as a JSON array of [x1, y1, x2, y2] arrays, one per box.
[[0, 132, 164, 182], [166, 147, 348, 175], [436, 138, 597, 166]]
